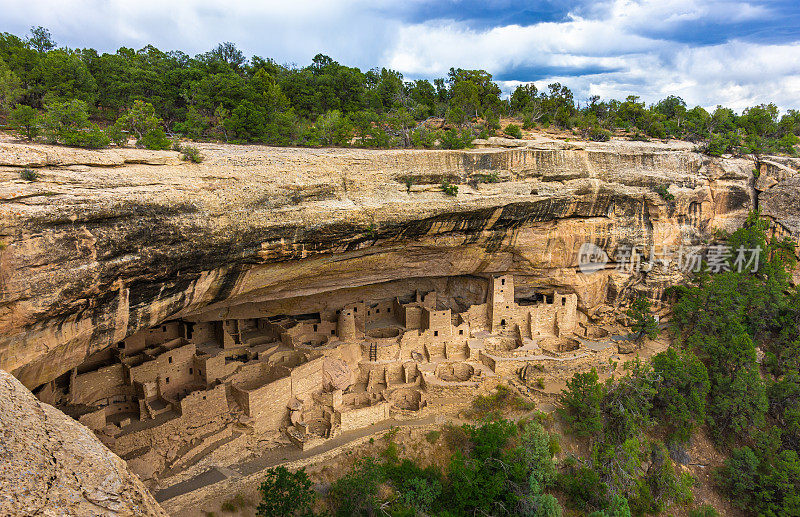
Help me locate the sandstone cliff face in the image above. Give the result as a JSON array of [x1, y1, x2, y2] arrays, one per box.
[[0, 369, 167, 516], [0, 135, 797, 389]]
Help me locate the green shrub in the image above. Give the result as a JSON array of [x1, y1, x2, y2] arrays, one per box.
[[256, 466, 314, 517], [560, 464, 608, 511], [398, 475, 442, 514], [589, 127, 611, 142], [439, 128, 473, 149], [175, 106, 210, 139], [139, 127, 172, 150], [471, 171, 500, 184], [425, 430, 440, 444], [586, 494, 632, 517], [440, 179, 458, 196], [775, 133, 799, 155], [179, 144, 204, 163], [41, 99, 103, 147], [328, 458, 382, 517], [531, 493, 562, 517], [652, 184, 675, 202], [61, 125, 111, 149], [410, 126, 439, 148], [114, 100, 168, 148], [468, 384, 533, 418], [717, 434, 800, 517], [650, 348, 709, 444], [594, 435, 643, 487], [505, 123, 522, 139], [704, 131, 739, 156], [19, 168, 38, 181], [521, 114, 535, 130], [627, 295, 659, 342], [10, 104, 40, 141], [689, 504, 720, 517], [767, 371, 800, 449], [381, 440, 400, 463], [105, 124, 127, 146], [559, 368, 604, 437], [549, 434, 561, 456], [630, 442, 693, 514], [519, 421, 557, 489], [441, 423, 468, 451], [600, 363, 655, 443], [443, 420, 518, 515], [308, 109, 352, 147]]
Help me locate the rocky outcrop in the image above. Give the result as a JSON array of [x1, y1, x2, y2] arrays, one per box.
[[0, 369, 167, 516], [0, 135, 796, 389], [757, 157, 800, 239]]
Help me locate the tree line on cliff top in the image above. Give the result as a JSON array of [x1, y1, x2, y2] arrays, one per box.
[[1, 26, 799, 155]]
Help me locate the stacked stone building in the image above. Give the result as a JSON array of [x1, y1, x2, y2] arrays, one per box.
[[55, 275, 581, 469]]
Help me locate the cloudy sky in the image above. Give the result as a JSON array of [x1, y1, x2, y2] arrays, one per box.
[[2, 0, 800, 110]]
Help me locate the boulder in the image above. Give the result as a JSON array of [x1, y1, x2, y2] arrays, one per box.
[[0, 369, 167, 516], [323, 357, 354, 391]]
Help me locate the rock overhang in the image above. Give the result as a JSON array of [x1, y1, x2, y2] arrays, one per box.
[[1, 136, 797, 389]]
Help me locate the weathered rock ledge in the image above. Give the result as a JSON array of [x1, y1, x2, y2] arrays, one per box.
[[1, 136, 798, 389], [0, 369, 167, 516]]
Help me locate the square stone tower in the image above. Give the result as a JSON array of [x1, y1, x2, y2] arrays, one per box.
[[488, 275, 515, 333]]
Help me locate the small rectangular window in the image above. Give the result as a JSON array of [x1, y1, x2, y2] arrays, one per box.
[[168, 356, 172, 364], [165, 377, 170, 384], [501, 278, 505, 285], [459, 329, 464, 335], [189, 368, 193, 375], [331, 330, 336, 335], [434, 331, 438, 336]]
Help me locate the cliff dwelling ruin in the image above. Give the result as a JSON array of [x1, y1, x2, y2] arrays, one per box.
[[40, 274, 625, 482]]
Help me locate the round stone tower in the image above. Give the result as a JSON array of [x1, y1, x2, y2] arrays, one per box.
[[337, 309, 357, 341]]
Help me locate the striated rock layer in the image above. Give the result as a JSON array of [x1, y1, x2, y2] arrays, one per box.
[[0, 136, 798, 389], [0, 369, 167, 516]]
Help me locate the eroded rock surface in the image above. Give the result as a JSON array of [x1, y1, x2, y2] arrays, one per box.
[[0, 136, 797, 389], [0, 369, 167, 516]]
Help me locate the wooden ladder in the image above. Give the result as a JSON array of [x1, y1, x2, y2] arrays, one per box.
[[369, 343, 377, 361]]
